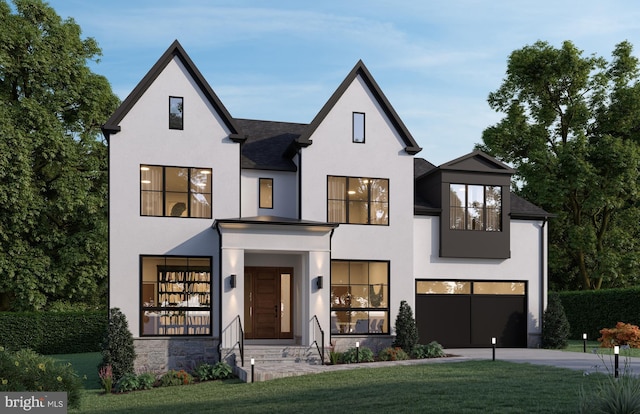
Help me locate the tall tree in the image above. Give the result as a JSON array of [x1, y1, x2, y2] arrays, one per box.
[[478, 40, 640, 290], [0, 0, 119, 310]]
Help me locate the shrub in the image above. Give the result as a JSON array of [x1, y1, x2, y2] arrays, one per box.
[[0, 311, 106, 354], [413, 341, 446, 359], [542, 292, 570, 349], [193, 362, 233, 381], [393, 300, 419, 354], [341, 346, 374, 363], [599, 322, 640, 348], [0, 347, 82, 409], [98, 364, 113, 393], [115, 372, 139, 393], [137, 372, 156, 390], [558, 288, 640, 340], [329, 351, 342, 365], [159, 370, 193, 387], [579, 374, 640, 413], [378, 347, 409, 361], [99, 308, 135, 382]]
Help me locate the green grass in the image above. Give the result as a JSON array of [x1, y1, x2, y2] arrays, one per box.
[[51, 352, 102, 390], [57, 352, 607, 413], [563, 340, 640, 357]]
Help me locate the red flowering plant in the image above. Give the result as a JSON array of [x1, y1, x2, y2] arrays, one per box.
[[598, 322, 640, 348]]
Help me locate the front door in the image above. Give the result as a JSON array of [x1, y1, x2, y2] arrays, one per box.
[[244, 267, 293, 339]]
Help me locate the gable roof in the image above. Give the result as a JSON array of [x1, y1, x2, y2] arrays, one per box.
[[295, 60, 422, 155], [101, 40, 244, 142], [236, 119, 305, 171], [438, 150, 515, 175]]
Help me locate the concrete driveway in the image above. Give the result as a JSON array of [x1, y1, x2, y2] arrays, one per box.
[[446, 347, 640, 375]]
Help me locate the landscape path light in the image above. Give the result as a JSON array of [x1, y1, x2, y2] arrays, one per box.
[[491, 337, 496, 361]]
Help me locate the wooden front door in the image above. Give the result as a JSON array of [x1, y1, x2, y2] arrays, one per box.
[[245, 267, 293, 339]]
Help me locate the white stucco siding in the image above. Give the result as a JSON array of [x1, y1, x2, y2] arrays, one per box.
[[109, 56, 240, 337], [412, 216, 548, 341], [300, 74, 416, 335], [241, 170, 297, 218]]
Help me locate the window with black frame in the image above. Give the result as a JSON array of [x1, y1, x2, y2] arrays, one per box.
[[169, 96, 183, 130], [330, 260, 389, 335], [140, 256, 211, 336], [449, 184, 501, 231], [327, 176, 389, 225], [140, 165, 211, 218]]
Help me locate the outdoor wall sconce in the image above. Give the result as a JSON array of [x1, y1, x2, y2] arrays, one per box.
[[230, 274, 236, 289], [316, 276, 323, 289]]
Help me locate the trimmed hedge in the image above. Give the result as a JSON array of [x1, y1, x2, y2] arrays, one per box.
[[558, 288, 640, 341], [0, 311, 107, 354]]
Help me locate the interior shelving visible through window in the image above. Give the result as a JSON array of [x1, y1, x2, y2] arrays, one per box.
[[140, 256, 211, 336]]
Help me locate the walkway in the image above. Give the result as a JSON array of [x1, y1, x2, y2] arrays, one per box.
[[239, 347, 640, 382]]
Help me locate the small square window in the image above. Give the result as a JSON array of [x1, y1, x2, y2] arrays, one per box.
[[353, 112, 365, 143], [169, 97, 183, 130], [259, 178, 273, 209]]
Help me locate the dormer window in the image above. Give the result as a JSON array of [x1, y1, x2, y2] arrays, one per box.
[[450, 184, 501, 231], [169, 96, 183, 130], [352, 112, 365, 143]]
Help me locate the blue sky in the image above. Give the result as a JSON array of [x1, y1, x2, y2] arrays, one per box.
[[46, 0, 640, 165]]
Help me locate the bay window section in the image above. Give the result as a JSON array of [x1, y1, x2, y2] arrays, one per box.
[[140, 165, 211, 218], [327, 176, 389, 225], [141, 256, 211, 336], [330, 260, 389, 335], [449, 184, 501, 231]]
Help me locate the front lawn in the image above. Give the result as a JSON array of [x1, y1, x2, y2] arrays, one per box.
[[60, 352, 606, 413], [563, 340, 640, 358]]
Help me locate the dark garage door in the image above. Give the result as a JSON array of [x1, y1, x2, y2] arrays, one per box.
[[415, 280, 527, 348]]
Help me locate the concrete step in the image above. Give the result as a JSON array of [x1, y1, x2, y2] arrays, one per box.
[[221, 345, 330, 382]]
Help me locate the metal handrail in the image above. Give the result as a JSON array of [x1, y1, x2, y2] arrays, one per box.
[[311, 315, 325, 365], [235, 315, 245, 367]]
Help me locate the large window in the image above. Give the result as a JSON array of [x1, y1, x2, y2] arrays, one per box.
[[327, 176, 389, 225], [140, 256, 211, 336], [140, 165, 212, 218], [449, 184, 501, 231], [330, 260, 389, 335]]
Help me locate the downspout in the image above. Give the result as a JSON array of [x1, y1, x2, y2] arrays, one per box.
[[539, 217, 548, 347], [215, 223, 223, 363], [297, 148, 303, 220]]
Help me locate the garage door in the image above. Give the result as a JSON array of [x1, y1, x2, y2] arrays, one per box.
[[415, 281, 527, 348]]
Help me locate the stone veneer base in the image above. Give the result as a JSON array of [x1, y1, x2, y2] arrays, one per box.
[[133, 337, 220, 373]]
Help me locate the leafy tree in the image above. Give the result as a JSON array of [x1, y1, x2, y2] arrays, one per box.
[[478, 40, 640, 290], [0, 0, 119, 309]]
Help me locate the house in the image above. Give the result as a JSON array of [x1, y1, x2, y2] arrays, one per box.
[[102, 40, 549, 372]]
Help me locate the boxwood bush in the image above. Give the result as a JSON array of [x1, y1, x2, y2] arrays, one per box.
[[0, 311, 107, 354], [558, 288, 640, 341]]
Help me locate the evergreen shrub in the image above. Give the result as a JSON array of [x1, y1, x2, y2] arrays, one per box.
[[542, 292, 570, 349], [99, 308, 135, 382], [393, 300, 419, 354]]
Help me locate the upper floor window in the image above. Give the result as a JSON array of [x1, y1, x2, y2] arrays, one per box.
[[328, 176, 389, 225], [449, 184, 501, 231], [353, 112, 365, 143], [141, 165, 212, 218], [169, 96, 183, 130], [259, 178, 273, 209]]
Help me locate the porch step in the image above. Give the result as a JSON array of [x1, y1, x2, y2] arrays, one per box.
[[222, 345, 329, 382]]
